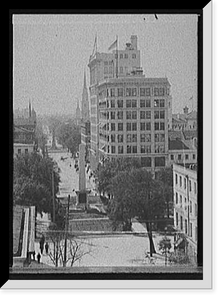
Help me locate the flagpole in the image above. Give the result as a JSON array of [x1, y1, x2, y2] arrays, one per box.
[[116, 35, 118, 78]]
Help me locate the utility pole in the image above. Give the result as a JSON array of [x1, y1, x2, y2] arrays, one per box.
[[63, 194, 70, 267], [52, 169, 55, 223]]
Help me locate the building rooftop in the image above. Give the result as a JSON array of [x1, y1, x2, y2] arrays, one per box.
[[98, 76, 171, 86], [173, 162, 197, 173], [183, 130, 197, 140], [14, 125, 35, 133], [14, 118, 36, 127], [172, 116, 187, 124], [169, 139, 189, 150], [172, 110, 197, 121], [14, 143, 35, 147], [168, 130, 183, 140], [186, 111, 197, 120]]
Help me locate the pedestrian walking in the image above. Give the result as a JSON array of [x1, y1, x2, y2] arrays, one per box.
[[45, 242, 49, 255], [39, 241, 44, 254], [37, 253, 41, 264], [39, 234, 45, 254]]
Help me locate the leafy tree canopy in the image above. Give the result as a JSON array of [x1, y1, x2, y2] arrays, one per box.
[[13, 152, 60, 215], [56, 122, 81, 157], [94, 157, 141, 195]]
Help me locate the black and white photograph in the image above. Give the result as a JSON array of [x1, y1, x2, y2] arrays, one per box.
[[6, 6, 213, 290]]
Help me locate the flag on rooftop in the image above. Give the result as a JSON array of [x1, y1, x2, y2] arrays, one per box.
[[108, 38, 117, 51]]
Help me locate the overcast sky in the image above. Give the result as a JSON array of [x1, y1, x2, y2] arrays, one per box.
[[13, 14, 198, 116]]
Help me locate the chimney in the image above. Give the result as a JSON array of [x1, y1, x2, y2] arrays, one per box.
[[131, 35, 137, 50]]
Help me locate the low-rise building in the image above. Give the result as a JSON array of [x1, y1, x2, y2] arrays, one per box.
[[173, 163, 198, 265], [13, 142, 35, 157], [167, 130, 197, 167], [13, 103, 37, 156], [172, 106, 197, 131]]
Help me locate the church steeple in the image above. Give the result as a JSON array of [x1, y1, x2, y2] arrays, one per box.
[[76, 98, 81, 125], [29, 100, 32, 118], [81, 70, 90, 122], [83, 70, 87, 89]]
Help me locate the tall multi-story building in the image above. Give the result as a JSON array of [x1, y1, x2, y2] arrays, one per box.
[[88, 35, 172, 171], [173, 163, 198, 264]]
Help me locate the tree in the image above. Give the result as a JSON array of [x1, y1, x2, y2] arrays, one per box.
[[56, 122, 81, 157], [13, 175, 51, 214], [156, 167, 173, 219], [158, 236, 172, 266], [107, 170, 136, 231], [131, 168, 167, 256], [46, 227, 92, 267], [108, 168, 167, 256], [94, 157, 141, 196], [13, 152, 60, 218], [95, 159, 171, 257]]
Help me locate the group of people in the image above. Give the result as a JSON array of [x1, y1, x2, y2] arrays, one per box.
[[33, 235, 49, 264]]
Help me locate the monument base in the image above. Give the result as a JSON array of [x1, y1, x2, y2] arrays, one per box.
[[75, 190, 91, 210]]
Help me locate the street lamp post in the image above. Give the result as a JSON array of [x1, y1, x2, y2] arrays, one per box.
[[63, 194, 70, 267], [52, 169, 55, 223]]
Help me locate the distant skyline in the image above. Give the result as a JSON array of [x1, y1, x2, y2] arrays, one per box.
[[13, 14, 198, 116]]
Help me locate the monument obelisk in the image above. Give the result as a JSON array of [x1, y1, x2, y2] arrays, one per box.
[[76, 143, 89, 209], [79, 143, 86, 192]]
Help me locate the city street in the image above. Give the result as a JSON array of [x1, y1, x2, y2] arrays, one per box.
[[35, 131, 174, 268], [49, 151, 78, 198], [48, 149, 96, 200]]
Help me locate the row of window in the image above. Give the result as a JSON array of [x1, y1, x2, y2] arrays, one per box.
[[108, 133, 165, 143], [110, 133, 151, 143], [109, 110, 151, 120], [104, 66, 113, 74], [104, 110, 165, 120], [105, 87, 167, 98], [16, 148, 30, 155], [105, 146, 165, 163], [170, 153, 196, 161], [103, 53, 137, 63], [102, 121, 153, 131], [105, 122, 165, 131], [118, 53, 137, 59], [106, 98, 166, 108], [100, 156, 165, 168], [175, 174, 197, 195], [175, 212, 197, 240], [105, 66, 140, 75], [107, 144, 164, 155], [175, 192, 198, 216]]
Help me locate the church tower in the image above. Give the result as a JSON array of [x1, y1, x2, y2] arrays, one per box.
[[81, 71, 90, 122], [76, 98, 81, 125]]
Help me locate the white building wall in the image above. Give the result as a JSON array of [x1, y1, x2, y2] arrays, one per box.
[[173, 163, 198, 260], [14, 143, 35, 157]]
